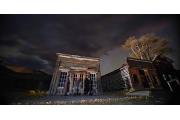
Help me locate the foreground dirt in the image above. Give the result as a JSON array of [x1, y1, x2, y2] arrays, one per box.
[[12, 94, 167, 105]]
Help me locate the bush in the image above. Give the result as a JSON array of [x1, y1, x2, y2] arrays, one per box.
[[28, 90, 36, 96], [28, 90, 47, 97]]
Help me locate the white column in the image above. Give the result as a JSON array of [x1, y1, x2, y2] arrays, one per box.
[[49, 59, 61, 95], [128, 75, 133, 88], [94, 73, 98, 94], [71, 73, 74, 94], [82, 73, 86, 95], [126, 67, 134, 89], [167, 82, 173, 92], [68, 72, 72, 94], [145, 69, 154, 88], [52, 70, 61, 95]]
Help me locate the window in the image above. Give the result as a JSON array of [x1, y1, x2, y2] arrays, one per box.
[[58, 72, 67, 88], [90, 74, 97, 88]]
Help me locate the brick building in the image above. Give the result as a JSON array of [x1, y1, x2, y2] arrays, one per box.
[[120, 57, 161, 90], [101, 57, 161, 91]]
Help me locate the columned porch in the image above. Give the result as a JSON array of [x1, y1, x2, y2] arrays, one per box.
[[56, 67, 98, 96]]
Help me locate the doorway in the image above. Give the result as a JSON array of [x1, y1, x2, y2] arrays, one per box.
[[139, 69, 150, 88]]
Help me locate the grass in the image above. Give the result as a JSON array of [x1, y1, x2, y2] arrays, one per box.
[[7, 90, 48, 104]]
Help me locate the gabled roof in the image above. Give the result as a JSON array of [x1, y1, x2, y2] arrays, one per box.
[[127, 57, 152, 63], [126, 57, 154, 69]]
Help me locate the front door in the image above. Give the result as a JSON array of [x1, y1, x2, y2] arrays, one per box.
[[72, 73, 84, 95], [139, 69, 150, 88]]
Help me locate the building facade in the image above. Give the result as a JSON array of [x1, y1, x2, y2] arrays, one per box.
[[48, 53, 101, 95], [120, 57, 161, 90], [101, 69, 126, 92], [153, 55, 180, 92], [101, 57, 161, 92]]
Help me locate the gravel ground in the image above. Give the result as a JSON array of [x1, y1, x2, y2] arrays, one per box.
[[12, 94, 166, 105], [11, 89, 169, 105]]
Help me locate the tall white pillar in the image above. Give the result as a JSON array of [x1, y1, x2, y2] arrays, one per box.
[[48, 59, 60, 95], [68, 72, 72, 94]]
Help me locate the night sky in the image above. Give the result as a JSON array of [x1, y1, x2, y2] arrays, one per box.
[[0, 15, 179, 75]]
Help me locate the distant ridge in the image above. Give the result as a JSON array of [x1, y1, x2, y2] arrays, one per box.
[[0, 64, 49, 75], [6, 64, 34, 73]]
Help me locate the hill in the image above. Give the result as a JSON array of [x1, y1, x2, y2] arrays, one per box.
[[0, 64, 52, 104]]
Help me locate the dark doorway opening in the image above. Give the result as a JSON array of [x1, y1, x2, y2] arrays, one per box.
[[133, 74, 139, 84], [139, 69, 150, 88]]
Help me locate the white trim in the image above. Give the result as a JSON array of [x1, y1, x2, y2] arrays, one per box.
[[88, 70, 97, 74], [57, 53, 99, 61], [167, 79, 179, 83], [167, 82, 173, 92], [162, 74, 166, 80], [59, 68, 70, 72], [57, 87, 64, 89], [128, 58, 152, 63], [70, 66, 87, 70], [176, 80, 180, 85]]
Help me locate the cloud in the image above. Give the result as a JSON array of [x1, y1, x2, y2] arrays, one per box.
[[0, 35, 52, 72], [0, 15, 179, 74], [33, 55, 49, 65]]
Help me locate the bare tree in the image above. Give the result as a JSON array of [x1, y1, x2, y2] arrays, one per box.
[[121, 33, 172, 61]]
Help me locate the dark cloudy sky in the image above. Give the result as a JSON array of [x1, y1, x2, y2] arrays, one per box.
[[0, 15, 179, 75]]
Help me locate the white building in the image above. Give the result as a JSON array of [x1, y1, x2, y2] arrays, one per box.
[[48, 53, 102, 95]]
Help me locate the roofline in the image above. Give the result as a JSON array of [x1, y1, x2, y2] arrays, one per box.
[[119, 57, 153, 69], [56, 53, 100, 61], [101, 68, 120, 77], [120, 63, 128, 69], [127, 57, 153, 63]]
